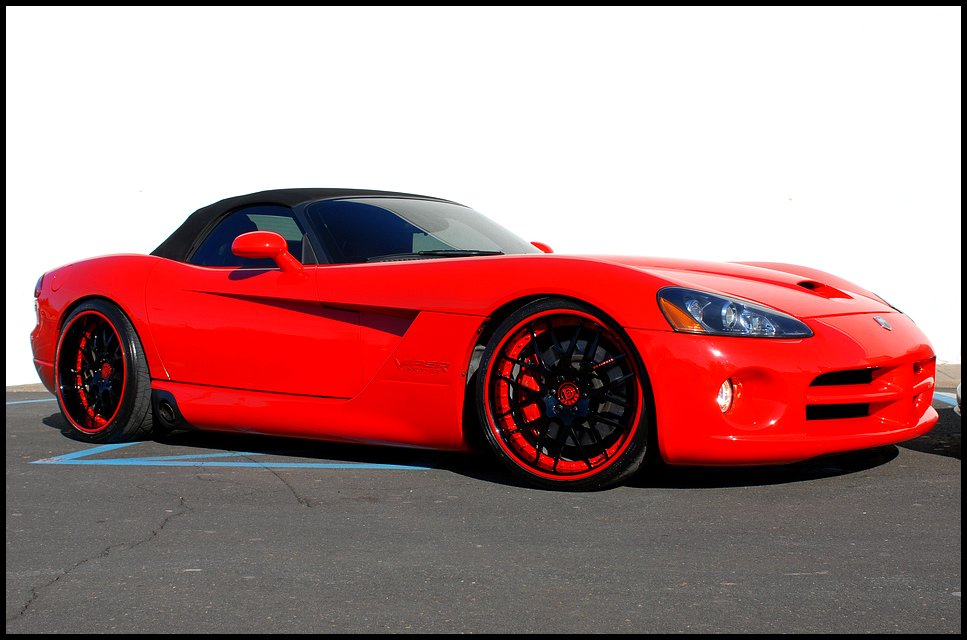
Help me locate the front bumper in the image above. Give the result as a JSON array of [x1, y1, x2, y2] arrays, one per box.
[[627, 311, 937, 465]]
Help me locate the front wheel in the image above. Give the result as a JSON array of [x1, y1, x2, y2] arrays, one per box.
[[477, 298, 650, 490], [54, 300, 153, 442]]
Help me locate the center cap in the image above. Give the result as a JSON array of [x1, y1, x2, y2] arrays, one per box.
[[100, 363, 113, 378], [557, 382, 581, 407]]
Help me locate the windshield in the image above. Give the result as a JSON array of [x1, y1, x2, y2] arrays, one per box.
[[305, 197, 541, 264]]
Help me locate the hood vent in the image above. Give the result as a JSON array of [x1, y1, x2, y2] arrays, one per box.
[[797, 280, 851, 299]]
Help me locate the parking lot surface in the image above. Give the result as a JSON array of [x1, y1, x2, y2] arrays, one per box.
[[6, 390, 961, 633]]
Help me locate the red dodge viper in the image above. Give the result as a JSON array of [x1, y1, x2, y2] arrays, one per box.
[[30, 189, 938, 490]]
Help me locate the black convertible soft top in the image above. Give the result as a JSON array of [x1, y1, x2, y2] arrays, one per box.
[[151, 187, 455, 262]]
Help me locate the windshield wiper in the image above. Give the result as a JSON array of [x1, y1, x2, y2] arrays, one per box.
[[366, 249, 504, 263]]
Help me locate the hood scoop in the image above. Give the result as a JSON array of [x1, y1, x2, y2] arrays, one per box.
[[797, 280, 852, 299]]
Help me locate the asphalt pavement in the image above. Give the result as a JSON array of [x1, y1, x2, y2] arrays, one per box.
[[5, 375, 961, 634]]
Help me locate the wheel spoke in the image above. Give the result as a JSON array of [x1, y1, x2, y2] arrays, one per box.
[[584, 420, 612, 460], [592, 353, 627, 371], [102, 326, 116, 349], [533, 418, 553, 463], [551, 420, 578, 471], [88, 389, 101, 416], [496, 374, 542, 397], [548, 322, 565, 356], [570, 429, 595, 469], [501, 354, 542, 372], [601, 372, 635, 389], [526, 326, 551, 371], [590, 391, 631, 408], [581, 330, 600, 369], [563, 323, 582, 364], [588, 412, 624, 430], [79, 345, 95, 366]]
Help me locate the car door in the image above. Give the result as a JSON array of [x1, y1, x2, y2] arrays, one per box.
[[146, 205, 362, 398]]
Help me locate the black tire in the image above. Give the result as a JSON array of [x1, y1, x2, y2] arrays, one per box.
[[54, 300, 154, 442], [476, 297, 650, 491]]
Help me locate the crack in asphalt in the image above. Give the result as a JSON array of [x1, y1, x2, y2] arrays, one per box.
[[5, 492, 192, 625], [243, 454, 318, 508]]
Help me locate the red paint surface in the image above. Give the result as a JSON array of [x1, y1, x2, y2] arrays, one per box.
[[31, 251, 937, 464]]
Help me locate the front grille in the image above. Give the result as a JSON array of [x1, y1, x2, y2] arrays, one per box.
[[811, 368, 876, 387], [806, 403, 870, 420], [805, 358, 935, 423]]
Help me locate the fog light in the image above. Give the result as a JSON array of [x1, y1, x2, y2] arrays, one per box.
[[716, 379, 734, 413]]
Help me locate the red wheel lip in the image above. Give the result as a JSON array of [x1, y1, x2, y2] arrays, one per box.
[[55, 309, 128, 435], [483, 308, 644, 483]]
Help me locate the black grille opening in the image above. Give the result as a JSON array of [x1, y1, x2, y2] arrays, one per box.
[[811, 369, 875, 387], [806, 403, 870, 420]]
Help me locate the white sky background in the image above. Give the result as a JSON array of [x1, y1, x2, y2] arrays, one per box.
[[5, 6, 961, 385]]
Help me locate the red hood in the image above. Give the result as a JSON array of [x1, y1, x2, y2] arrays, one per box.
[[584, 256, 894, 319]]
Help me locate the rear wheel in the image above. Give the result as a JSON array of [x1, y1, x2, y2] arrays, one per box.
[[55, 300, 153, 442], [477, 298, 649, 490]]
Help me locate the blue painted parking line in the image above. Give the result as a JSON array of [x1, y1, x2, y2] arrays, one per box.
[[31, 441, 431, 470], [36, 458, 430, 469], [37, 442, 139, 462], [6, 398, 56, 405], [933, 393, 957, 407], [132, 451, 265, 461]]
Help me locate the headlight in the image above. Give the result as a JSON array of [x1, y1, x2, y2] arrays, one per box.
[[658, 287, 812, 338]]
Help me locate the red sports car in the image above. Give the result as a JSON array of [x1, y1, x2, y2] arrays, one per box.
[[30, 189, 938, 490]]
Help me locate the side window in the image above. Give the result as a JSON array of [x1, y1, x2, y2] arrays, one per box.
[[189, 206, 310, 268]]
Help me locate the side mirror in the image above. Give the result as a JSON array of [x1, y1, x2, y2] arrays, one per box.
[[231, 231, 303, 273], [531, 241, 554, 254]]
